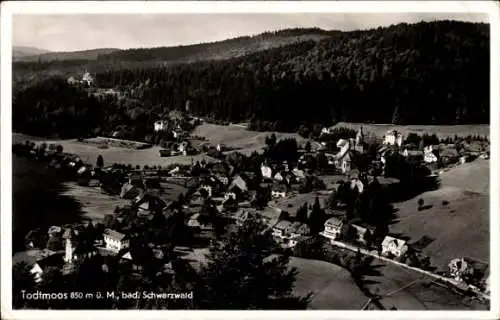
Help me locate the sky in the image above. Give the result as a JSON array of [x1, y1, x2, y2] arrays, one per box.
[[13, 13, 488, 52]]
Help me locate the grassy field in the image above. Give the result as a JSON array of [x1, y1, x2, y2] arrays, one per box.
[[192, 123, 312, 155], [184, 249, 368, 310], [389, 159, 490, 271], [289, 257, 368, 309], [332, 122, 490, 140], [13, 133, 217, 167], [269, 192, 329, 216], [361, 261, 488, 310], [59, 183, 130, 221], [439, 158, 490, 194]]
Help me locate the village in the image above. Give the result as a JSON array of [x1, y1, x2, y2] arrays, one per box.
[[12, 94, 491, 309]]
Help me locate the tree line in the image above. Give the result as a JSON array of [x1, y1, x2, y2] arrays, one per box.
[[13, 20, 489, 140]]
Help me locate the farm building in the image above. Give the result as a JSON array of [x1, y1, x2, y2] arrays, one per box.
[[320, 217, 344, 242], [381, 235, 408, 259]]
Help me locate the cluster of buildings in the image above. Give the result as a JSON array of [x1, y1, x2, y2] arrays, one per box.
[[16, 124, 490, 296], [67, 71, 94, 87]]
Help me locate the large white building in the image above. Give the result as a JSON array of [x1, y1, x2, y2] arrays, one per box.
[[383, 130, 403, 147], [103, 229, 129, 253], [320, 217, 344, 243]]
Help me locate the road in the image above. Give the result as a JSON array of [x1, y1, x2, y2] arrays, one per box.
[[328, 239, 490, 301]]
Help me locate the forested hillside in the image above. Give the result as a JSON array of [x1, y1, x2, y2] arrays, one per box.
[[13, 21, 490, 139]]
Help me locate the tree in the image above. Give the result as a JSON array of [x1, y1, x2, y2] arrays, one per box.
[[96, 155, 104, 168], [417, 198, 424, 211], [13, 262, 36, 309], [295, 203, 308, 223], [391, 105, 401, 125], [194, 215, 311, 309], [308, 197, 326, 233]]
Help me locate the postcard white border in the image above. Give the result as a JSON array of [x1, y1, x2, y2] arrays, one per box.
[[1, 1, 499, 320]]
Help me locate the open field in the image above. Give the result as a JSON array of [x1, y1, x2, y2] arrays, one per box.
[[289, 257, 368, 309], [13, 133, 217, 167], [59, 183, 130, 221], [391, 187, 489, 271], [362, 261, 488, 310], [439, 158, 490, 194], [389, 159, 490, 272], [332, 122, 490, 140], [192, 124, 312, 155], [83, 136, 152, 149], [269, 192, 329, 216], [184, 249, 368, 310]]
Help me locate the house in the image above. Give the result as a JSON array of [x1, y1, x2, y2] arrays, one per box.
[[448, 258, 474, 282], [261, 164, 273, 179], [154, 120, 169, 132], [81, 72, 94, 86], [350, 178, 364, 194], [67, 76, 79, 85], [134, 193, 166, 216], [335, 139, 354, 174], [272, 220, 293, 239], [381, 235, 408, 258], [228, 175, 248, 197], [63, 228, 98, 264], [103, 229, 129, 253], [231, 209, 260, 227], [215, 174, 229, 185], [285, 222, 311, 239], [120, 183, 141, 199], [30, 252, 65, 283], [423, 145, 438, 163], [271, 183, 288, 199], [321, 127, 332, 136], [320, 217, 344, 242], [383, 130, 403, 147], [292, 168, 306, 181], [274, 172, 284, 182], [284, 235, 312, 249], [199, 184, 213, 198]]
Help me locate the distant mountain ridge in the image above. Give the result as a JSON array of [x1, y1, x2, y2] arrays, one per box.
[[14, 28, 333, 64], [13, 46, 51, 60], [18, 48, 121, 62]]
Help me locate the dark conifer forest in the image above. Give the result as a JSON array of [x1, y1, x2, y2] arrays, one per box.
[[13, 20, 490, 139]]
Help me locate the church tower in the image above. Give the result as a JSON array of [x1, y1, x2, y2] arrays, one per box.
[[64, 235, 74, 263]]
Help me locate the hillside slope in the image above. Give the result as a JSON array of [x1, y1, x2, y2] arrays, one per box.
[[13, 21, 490, 140], [390, 159, 490, 271]]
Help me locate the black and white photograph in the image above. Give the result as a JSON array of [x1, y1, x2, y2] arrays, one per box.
[[1, 1, 499, 318]]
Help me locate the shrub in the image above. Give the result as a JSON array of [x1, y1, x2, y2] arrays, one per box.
[[417, 198, 424, 210]]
